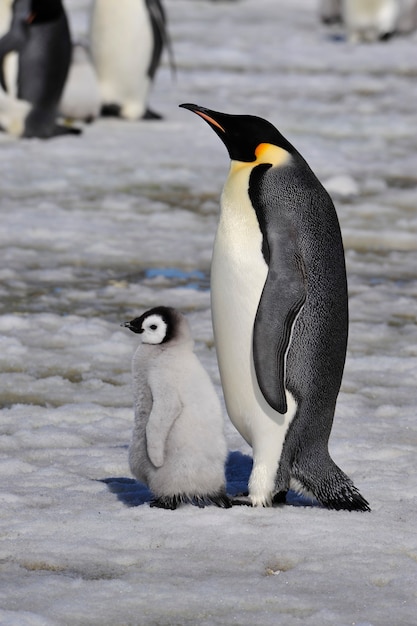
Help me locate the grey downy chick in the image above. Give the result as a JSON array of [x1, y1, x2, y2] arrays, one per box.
[[123, 306, 230, 510]]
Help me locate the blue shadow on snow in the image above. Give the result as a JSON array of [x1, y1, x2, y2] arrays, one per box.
[[100, 451, 317, 508]]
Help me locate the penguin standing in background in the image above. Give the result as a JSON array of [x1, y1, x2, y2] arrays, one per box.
[[0, 0, 30, 137], [180, 104, 370, 512], [0, 0, 78, 138], [342, 0, 399, 41], [319, 0, 342, 25], [59, 42, 101, 124], [123, 306, 230, 510], [0, 0, 13, 37], [90, 0, 174, 120]]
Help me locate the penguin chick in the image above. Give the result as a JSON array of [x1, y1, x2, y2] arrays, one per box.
[[123, 306, 230, 510], [180, 103, 370, 512]]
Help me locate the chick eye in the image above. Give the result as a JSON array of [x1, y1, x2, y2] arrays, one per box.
[[150, 324, 158, 330]]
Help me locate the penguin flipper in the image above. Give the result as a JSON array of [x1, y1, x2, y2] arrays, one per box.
[[249, 163, 307, 415], [145, 0, 176, 79], [0, 30, 25, 92], [146, 374, 181, 468], [253, 246, 306, 415]]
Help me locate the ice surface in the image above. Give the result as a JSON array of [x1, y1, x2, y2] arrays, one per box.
[[0, 0, 416, 624]]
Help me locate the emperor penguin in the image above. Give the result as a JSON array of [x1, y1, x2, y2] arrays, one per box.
[[59, 42, 101, 124], [123, 306, 231, 510], [89, 0, 174, 120], [319, 0, 343, 25], [180, 104, 370, 512], [342, 0, 400, 41], [0, 0, 78, 138]]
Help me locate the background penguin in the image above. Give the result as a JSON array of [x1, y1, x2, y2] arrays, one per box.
[[0, 0, 29, 137], [59, 42, 101, 124], [89, 0, 174, 120], [319, 0, 343, 25], [0, 0, 79, 138], [180, 103, 370, 512], [395, 0, 417, 34], [0, 0, 28, 135], [123, 306, 230, 510], [342, 0, 400, 41]]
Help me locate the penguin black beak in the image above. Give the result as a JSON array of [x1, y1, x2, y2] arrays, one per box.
[[121, 321, 143, 334], [179, 102, 261, 162], [179, 103, 226, 134]]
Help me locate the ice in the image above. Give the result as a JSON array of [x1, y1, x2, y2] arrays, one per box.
[[0, 0, 416, 624]]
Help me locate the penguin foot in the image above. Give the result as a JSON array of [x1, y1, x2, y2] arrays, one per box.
[[53, 124, 82, 137], [150, 491, 232, 510], [208, 492, 233, 509], [272, 490, 288, 505], [190, 491, 232, 508], [142, 108, 163, 120], [229, 495, 252, 506], [23, 123, 82, 139], [100, 104, 122, 118], [150, 495, 179, 510]]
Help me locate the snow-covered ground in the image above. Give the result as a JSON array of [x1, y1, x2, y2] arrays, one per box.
[[1, 0, 416, 624]]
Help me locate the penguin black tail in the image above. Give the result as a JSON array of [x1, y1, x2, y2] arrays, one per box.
[[291, 456, 371, 512]]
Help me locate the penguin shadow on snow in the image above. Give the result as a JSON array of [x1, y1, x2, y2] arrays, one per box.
[[100, 451, 318, 509]]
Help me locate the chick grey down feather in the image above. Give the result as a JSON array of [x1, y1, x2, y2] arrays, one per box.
[[124, 307, 230, 509]]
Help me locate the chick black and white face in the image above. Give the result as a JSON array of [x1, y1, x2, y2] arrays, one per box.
[[140, 313, 168, 345], [123, 306, 177, 345]]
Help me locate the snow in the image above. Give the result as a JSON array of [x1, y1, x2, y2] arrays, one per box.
[[0, 0, 416, 624]]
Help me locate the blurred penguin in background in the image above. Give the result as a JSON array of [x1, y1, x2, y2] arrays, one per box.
[[0, 0, 79, 138], [394, 0, 417, 33], [89, 0, 174, 120], [0, 0, 30, 136], [320, 0, 417, 41], [342, 0, 400, 41], [59, 42, 101, 124], [319, 0, 342, 25]]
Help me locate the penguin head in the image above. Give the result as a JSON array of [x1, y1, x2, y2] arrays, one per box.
[[122, 306, 189, 346], [30, 0, 64, 23], [179, 103, 295, 164]]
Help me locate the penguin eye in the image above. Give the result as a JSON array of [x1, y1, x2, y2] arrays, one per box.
[[150, 324, 158, 330]]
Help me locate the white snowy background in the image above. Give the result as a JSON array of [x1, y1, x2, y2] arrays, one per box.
[[0, 0, 416, 624]]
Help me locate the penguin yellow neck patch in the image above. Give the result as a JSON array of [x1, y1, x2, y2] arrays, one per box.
[[255, 143, 290, 167]]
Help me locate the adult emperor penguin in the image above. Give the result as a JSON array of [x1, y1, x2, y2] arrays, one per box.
[[319, 0, 343, 25], [89, 0, 174, 120], [180, 104, 370, 511], [342, 0, 399, 41], [123, 306, 230, 510], [0, 0, 78, 138], [59, 42, 101, 124]]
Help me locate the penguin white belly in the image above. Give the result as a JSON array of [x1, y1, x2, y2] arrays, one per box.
[[90, 0, 152, 119], [0, 91, 30, 136], [211, 162, 297, 505], [0, 0, 18, 100], [343, 0, 399, 40], [59, 44, 101, 122]]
